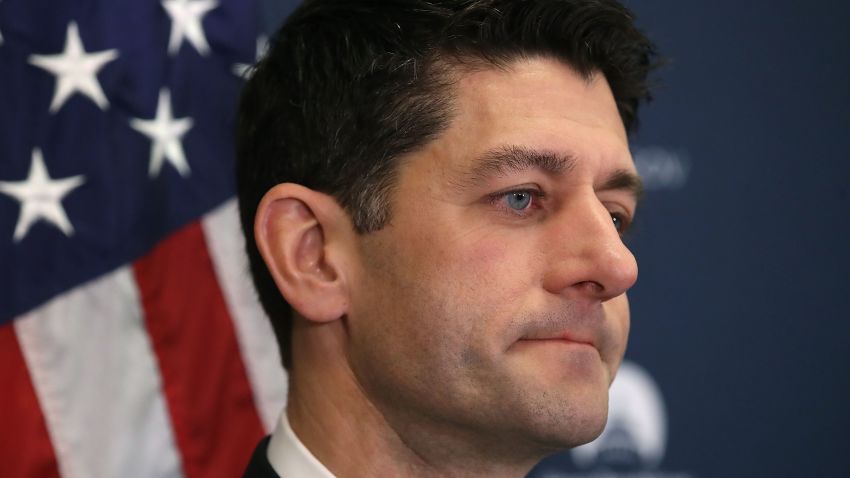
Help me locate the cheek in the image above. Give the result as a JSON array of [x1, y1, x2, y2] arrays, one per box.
[[608, 295, 631, 335], [437, 234, 534, 306], [443, 223, 538, 277], [429, 234, 544, 354], [602, 295, 631, 378], [356, 220, 543, 356]]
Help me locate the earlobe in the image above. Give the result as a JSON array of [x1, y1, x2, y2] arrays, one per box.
[[254, 183, 351, 323]]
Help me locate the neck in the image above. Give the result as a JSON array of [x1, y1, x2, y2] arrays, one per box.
[[286, 319, 542, 477]]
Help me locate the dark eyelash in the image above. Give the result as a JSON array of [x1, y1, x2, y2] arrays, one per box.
[[485, 190, 544, 220], [486, 189, 544, 203]]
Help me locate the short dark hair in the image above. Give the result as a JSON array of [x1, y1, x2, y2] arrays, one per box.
[[236, 0, 658, 369]]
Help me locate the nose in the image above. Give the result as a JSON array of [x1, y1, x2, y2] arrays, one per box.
[[542, 194, 638, 302]]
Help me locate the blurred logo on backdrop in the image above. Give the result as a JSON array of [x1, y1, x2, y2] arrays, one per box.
[[633, 147, 690, 191], [539, 361, 695, 478]]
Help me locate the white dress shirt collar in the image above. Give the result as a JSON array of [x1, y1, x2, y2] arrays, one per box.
[[267, 411, 337, 478]]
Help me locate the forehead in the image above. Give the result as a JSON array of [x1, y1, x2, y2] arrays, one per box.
[[460, 57, 625, 134], [409, 56, 633, 181]]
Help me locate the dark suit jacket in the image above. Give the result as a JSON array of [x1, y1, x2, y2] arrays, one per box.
[[243, 436, 280, 478]]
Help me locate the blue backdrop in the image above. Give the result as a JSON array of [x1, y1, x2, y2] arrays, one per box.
[[536, 2, 850, 476], [262, 2, 850, 476]]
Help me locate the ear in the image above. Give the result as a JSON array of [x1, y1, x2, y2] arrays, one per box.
[[254, 183, 352, 323]]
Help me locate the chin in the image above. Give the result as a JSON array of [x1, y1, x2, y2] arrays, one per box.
[[543, 399, 609, 449], [494, 381, 610, 455], [567, 405, 609, 446], [501, 348, 613, 449]]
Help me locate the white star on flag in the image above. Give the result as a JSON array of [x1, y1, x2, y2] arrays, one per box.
[[130, 88, 194, 178], [0, 148, 86, 242], [233, 36, 269, 78], [162, 0, 218, 56], [28, 21, 118, 113]]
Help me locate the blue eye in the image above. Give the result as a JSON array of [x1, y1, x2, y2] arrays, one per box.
[[506, 191, 532, 210], [487, 188, 542, 217]]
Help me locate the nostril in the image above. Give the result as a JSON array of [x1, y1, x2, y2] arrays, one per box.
[[578, 281, 604, 295]]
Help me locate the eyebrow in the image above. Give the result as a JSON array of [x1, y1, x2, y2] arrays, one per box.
[[458, 144, 644, 202], [465, 145, 577, 182], [598, 169, 644, 202]]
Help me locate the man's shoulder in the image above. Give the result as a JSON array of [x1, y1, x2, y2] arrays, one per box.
[[243, 436, 280, 478]]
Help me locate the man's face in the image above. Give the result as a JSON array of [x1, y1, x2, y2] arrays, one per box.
[[346, 57, 639, 453]]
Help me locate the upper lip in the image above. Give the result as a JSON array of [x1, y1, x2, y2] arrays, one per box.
[[521, 332, 597, 348], [516, 305, 607, 350]]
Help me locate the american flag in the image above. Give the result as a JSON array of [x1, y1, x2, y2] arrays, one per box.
[[0, 1, 286, 476]]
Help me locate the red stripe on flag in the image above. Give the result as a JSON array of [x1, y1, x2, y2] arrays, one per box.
[[0, 323, 61, 478], [133, 222, 265, 478]]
